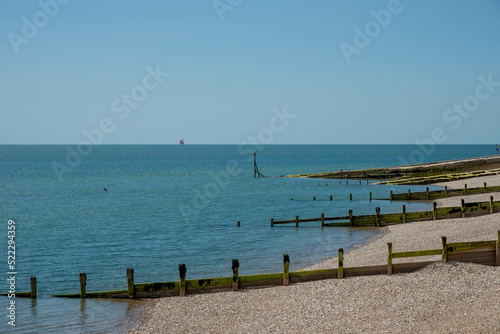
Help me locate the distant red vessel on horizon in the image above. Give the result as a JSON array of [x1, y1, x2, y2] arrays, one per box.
[[180, 139, 184, 145]]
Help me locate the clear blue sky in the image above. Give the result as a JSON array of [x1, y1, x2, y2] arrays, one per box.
[[1, 0, 499, 145]]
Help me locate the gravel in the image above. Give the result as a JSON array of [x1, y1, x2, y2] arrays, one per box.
[[433, 173, 500, 189], [129, 262, 499, 334], [128, 175, 500, 334]]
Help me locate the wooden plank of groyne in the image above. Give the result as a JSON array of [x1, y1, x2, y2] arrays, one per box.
[[272, 219, 296, 224], [187, 277, 233, 292], [448, 247, 496, 254], [392, 249, 442, 259], [324, 216, 350, 221], [392, 261, 435, 274], [53, 290, 129, 299], [379, 213, 404, 224], [405, 210, 434, 222], [344, 265, 387, 278], [85, 290, 129, 298], [135, 281, 180, 294], [447, 241, 496, 252], [239, 273, 282, 288], [323, 222, 350, 227], [296, 218, 321, 223], [448, 250, 496, 263], [436, 206, 462, 219], [0, 292, 31, 298], [290, 269, 337, 283]]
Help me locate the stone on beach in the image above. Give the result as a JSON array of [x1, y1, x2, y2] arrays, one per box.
[[128, 174, 500, 334]]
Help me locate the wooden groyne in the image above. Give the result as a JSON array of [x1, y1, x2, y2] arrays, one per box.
[[384, 183, 500, 201], [284, 155, 500, 185], [271, 197, 500, 227], [6, 231, 500, 299]]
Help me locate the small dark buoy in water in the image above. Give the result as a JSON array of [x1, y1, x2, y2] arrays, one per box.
[[104, 188, 108, 191]]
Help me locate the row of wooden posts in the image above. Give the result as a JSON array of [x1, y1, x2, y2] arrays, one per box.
[[20, 231, 500, 299], [309, 192, 374, 201], [389, 182, 500, 201], [301, 182, 500, 202], [272, 196, 498, 227]]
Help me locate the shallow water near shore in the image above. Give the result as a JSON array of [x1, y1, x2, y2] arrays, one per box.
[[0, 144, 495, 333]]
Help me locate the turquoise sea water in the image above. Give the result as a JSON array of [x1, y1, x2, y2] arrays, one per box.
[[0, 144, 495, 333]]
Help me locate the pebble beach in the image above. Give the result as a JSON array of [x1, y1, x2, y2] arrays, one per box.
[[129, 174, 500, 334]]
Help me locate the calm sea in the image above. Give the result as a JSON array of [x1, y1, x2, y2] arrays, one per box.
[[0, 144, 495, 333]]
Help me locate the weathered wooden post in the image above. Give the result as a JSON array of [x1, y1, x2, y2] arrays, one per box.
[[366, 179, 369, 185], [359, 179, 361, 185], [80, 273, 86, 299], [271, 218, 274, 227], [387, 243, 393, 275], [496, 230, 500, 267], [490, 196, 494, 214], [349, 193, 352, 201], [346, 179, 348, 185], [375, 207, 381, 226], [127, 268, 135, 299], [283, 254, 290, 286], [484, 182, 487, 194], [179, 264, 187, 297], [237, 221, 240, 227], [433, 202, 437, 221], [402, 205, 406, 223], [338, 249, 344, 279], [232, 259, 239, 291], [444, 186, 448, 198], [390, 190, 393, 201], [426, 187, 430, 200], [369, 192, 372, 201], [408, 189, 411, 200], [330, 195, 333, 201], [295, 215, 299, 227], [321, 213, 325, 227], [348, 210, 353, 227], [461, 199, 465, 218], [313, 196, 316, 201], [442, 237, 448, 263], [30, 277, 37, 299], [463, 184, 467, 195]]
